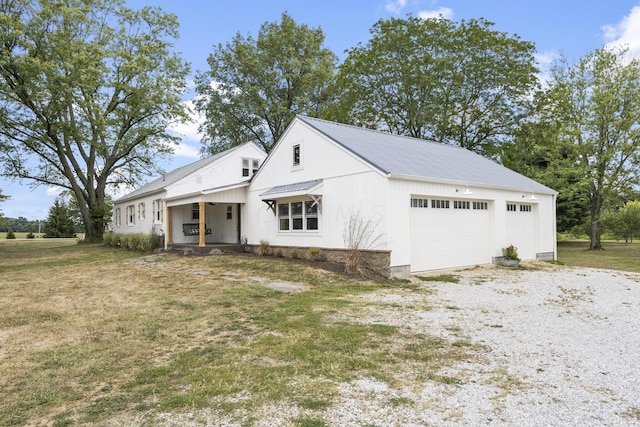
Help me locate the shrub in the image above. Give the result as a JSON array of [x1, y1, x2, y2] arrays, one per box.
[[103, 232, 162, 252], [6, 229, 15, 239], [288, 248, 299, 259], [308, 247, 324, 261], [26, 232, 34, 239], [502, 244, 519, 260], [275, 248, 284, 257], [343, 212, 383, 274], [258, 240, 271, 256]]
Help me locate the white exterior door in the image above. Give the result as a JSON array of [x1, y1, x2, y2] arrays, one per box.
[[410, 199, 492, 272], [505, 203, 538, 260]]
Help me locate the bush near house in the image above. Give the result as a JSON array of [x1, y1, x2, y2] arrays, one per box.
[[104, 232, 162, 252]]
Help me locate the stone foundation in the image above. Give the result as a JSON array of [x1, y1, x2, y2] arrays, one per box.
[[246, 244, 392, 277]]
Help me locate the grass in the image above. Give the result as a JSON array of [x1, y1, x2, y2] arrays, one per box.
[[557, 240, 640, 273], [0, 240, 480, 426]]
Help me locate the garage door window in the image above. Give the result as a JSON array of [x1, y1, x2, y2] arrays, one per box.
[[507, 203, 517, 212], [473, 202, 488, 210], [520, 204, 532, 212], [411, 198, 428, 208], [453, 200, 470, 209], [432, 199, 450, 209]]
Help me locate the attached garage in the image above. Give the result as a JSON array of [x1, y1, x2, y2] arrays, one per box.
[[410, 197, 493, 272]]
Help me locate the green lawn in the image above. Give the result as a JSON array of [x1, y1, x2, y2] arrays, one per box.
[[557, 240, 640, 273]]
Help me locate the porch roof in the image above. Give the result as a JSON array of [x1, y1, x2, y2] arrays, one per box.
[[259, 179, 323, 199]]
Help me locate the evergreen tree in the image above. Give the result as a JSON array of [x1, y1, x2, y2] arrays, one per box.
[[44, 198, 76, 238]]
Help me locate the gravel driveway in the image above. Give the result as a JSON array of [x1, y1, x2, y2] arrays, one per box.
[[332, 264, 640, 426], [158, 264, 640, 426]]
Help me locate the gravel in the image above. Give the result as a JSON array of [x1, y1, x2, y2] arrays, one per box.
[[153, 264, 640, 426]]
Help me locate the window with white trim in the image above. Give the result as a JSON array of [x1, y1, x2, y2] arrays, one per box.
[[473, 201, 488, 210], [242, 158, 250, 177], [153, 199, 162, 222], [278, 200, 319, 232], [411, 198, 428, 208], [227, 205, 233, 220], [242, 158, 261, 177], [293, 144, 301, 166], [431, 199, 450, 209], [507, 203, 517, 212], [520, 204, 532, 212], [126, 205, 135, 225], [453, 200, 470, 209], [115, 207, 121, 226]]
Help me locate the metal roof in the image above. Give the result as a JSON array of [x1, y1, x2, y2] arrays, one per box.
[[297, 116, 556, 194], [259, 179, 323, 197], [116, 142, 257, 202]]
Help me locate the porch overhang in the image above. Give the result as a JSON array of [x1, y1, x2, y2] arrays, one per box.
[[259, 179, 323, 215], [165, 181, 250, 207]]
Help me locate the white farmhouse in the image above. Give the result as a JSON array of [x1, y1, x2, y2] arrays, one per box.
[[114, 116, 557, 277], [112, 142, 266, 246]]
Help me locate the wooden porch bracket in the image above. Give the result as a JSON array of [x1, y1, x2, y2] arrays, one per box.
[[263, 199, 276, 215]]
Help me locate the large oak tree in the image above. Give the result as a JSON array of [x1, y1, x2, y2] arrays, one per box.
[[336, 16, 538, 157], [0, 0, 190, 241], [195, 12, 338, 154]]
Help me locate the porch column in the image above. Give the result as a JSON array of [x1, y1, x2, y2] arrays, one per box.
[[199, 201, 206, 247], [166, 206, 173, 245]]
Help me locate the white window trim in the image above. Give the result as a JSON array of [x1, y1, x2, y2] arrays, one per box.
[[277, 199, 319, 233]]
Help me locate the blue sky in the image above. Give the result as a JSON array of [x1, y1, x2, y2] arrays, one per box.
[[2, 0, 640, 220]]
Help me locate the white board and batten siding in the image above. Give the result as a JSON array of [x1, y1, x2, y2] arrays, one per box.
[[246, 119, 391, 250], [388, 178, 557, 273]]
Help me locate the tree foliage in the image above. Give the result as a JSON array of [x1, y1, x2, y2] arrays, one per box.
[[602, 201, 640, 243], [195, 12, 338, 154], [0, 0, 190, 241], [43, 197, 76, 238], [515, 48, 640, 249], [336, 16, 538, 157]]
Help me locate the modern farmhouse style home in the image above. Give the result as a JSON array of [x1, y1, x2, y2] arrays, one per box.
[[113, 116, 557, 277]]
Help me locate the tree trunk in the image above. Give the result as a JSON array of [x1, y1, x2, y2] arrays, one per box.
[[589, 194, 603, 250], [589, 220, 602, 250]]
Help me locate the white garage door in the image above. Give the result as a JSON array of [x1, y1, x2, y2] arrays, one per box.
[[505, 203, 537, 260], [410, 199, 492, 272]]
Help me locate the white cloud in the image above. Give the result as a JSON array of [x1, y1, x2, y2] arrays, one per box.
[[174, 142, 201, 159], [385, 0, 407, 14], [45, 186, 64, 197], [602, 5, 640, 58], [167, 99, 204, 143], [418, 7, 454, 20], [535, 50, 560, 86]]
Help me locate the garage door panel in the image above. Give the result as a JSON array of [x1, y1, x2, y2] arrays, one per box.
[[410, 204, 491, 271]]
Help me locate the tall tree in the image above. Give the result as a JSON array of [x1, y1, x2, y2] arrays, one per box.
[[0, 0, 190, 241], [539, 48, 640, 249], [337, 16, 538, 157], [195, 12, 338, 154]]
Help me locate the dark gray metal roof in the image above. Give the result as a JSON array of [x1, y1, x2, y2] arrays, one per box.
[[297, 116, 555, 194], [260, 179, 323, 197]]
